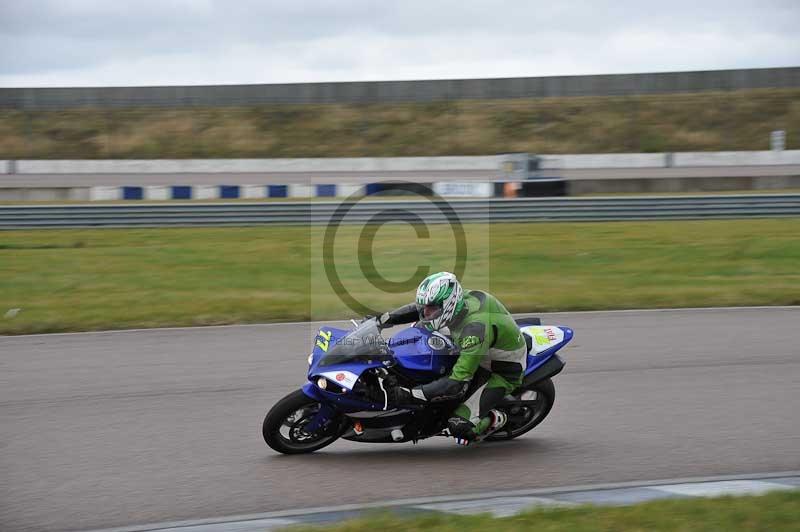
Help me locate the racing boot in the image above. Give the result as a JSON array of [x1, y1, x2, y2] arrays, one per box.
[[470, 409, 508, 443], [452, 409, 507, 445], [478, 409, 507, 440]]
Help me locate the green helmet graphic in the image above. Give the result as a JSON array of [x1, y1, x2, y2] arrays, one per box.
[[415, 272, 464, 331]]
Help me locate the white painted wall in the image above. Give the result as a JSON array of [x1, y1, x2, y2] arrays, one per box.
[[10, 150, 800, 176], [194, 185, 219, 200], [15, 155, 502, 174], [89, 186, 121, 201], [288, 184, 314, 197], [672, 150, 800, 167], [335, 184, 365, 198], [241, 185, 267, 199], [144, 186, 170, 200], [543, 153, 667, 169]]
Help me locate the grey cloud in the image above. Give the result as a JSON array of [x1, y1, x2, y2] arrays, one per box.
[[0, 0, 798, 85]]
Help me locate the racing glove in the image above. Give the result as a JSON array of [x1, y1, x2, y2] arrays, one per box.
[[372, 303, 418, 330]]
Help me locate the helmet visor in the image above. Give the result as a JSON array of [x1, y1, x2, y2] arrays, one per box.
[[418, 303, 443, 321]]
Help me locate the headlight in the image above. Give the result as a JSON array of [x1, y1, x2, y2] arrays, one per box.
[[307, 353, 314, 366], [316, 377, 327, 390]]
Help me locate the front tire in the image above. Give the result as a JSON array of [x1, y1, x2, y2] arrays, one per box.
[[485, 378, 555, 441], [262, 389, 341, 454]]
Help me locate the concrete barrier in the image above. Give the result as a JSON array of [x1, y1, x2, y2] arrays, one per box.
[[89, 187, 121, 201], [144, 186, 170, 200], [13, 151, 798, 176], [194, 185, 219, 200], [242, 185, 267, 199], [288, 184, 314, 197], [672, 150, 800, 167], [544, 153, 668, 169], [14, 156, 502, 174], [4, 151, 799, 201], [0, 187, 90, 201]]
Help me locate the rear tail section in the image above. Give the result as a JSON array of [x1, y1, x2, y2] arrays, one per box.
[[518, 324, 573, 380]]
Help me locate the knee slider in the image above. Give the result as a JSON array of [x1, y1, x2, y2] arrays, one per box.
[[447, 417, 476, 440]]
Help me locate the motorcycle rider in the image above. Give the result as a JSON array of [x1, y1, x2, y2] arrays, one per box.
[[373, 272, 528, 445]]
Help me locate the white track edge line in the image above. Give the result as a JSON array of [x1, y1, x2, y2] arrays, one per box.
[[3, 305, 799, 339], [83, 470, 800, 532]]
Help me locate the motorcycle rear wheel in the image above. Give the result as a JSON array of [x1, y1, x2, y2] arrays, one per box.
[[263, 389, 341, 454], [485, 378, 555, 441]]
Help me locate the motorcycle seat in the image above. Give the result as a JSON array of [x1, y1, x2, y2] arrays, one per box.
[[522, 331, 533, 353]]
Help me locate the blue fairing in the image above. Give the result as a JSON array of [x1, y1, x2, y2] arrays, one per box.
[[307, 326, 350, 373], [524, 327, 574, 376], [301, 382, 387, 412], [388, 326, 457, 378]]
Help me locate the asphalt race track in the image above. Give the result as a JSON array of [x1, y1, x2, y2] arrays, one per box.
[[1, 307, 799, 531]]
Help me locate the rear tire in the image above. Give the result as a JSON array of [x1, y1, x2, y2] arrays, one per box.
[[263, 389, 341, 454], [485, 378, 555, 441]]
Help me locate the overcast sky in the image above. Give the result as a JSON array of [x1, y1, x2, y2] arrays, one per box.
[[1, 0, 798, 87]]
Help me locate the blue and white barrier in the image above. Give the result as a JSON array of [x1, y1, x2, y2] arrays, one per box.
[[84, 182, 537, 201], [86, 184, 370, 201]]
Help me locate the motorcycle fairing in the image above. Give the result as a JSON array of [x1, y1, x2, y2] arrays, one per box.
[[308, 326, 350, 370], [389, 326, 458, 376], [521, 326, 574, 377], [301, 382, 388, 412]]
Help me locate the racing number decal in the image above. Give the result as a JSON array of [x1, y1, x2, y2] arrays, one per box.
[[315, 329, 332, 352], [531, 327, 559, 346]]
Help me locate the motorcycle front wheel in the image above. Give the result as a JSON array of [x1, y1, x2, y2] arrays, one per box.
[[262, 389, 341, 454]]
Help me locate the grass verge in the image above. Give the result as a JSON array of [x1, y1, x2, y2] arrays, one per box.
[[283, 491, 800, 532], [1, 219, 799, 334], [1, 89, 798, 158]]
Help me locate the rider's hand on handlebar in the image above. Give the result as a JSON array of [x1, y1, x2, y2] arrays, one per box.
[[360, 313, 389, 329]]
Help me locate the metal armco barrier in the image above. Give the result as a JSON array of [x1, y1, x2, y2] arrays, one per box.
[[1, 195, 799, 228]]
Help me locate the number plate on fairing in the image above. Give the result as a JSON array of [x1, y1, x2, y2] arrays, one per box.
[[520, 325, 565, 354]]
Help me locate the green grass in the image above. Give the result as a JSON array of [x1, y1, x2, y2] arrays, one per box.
[[1, 89, 798, 158], [1, 219, 799, 334], [283, 491, 800, 532]]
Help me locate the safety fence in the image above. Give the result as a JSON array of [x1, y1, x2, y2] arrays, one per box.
[[2, 67, 798, 109], [1, 195, 799, 228]]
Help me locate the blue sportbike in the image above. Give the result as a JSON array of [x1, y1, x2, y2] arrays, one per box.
[[262, 317, 573, 454]]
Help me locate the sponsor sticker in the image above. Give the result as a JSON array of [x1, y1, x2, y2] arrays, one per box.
[[522, 325, 563, 353], [320, 370, 358, 389], [460, 335, 481, 349]]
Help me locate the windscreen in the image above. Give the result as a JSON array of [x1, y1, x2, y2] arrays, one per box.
[[318, 319, 390, 367]]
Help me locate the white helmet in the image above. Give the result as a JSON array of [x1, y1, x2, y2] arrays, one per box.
[[415, 272, 464, 331]]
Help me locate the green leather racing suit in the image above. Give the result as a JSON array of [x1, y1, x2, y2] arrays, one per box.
[[381, 289, 528, 439]]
